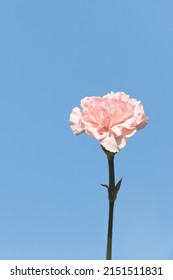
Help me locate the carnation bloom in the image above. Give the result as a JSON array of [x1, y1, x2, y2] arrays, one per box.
[[70, 91, 148, 153]]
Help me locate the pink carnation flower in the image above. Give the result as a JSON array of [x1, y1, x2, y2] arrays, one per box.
[[70, 91, 148, 153]]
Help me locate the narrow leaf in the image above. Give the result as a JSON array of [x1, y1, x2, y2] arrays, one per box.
[[115, 178, 123, 192], [101, 184, 108, 189]]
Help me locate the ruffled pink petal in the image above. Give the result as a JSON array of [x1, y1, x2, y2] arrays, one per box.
[[110, 125, 122, 137], [100, 134, 127, 153], [84, 125, 103, 140], [69, 107, 85, 135], [136, 117, 148, 129], [122, 127, 136, 138]]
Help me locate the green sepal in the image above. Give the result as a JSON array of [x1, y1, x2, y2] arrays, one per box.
[[100, 145, 116, 160]]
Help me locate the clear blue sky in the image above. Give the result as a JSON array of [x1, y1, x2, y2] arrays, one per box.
[[0, 0, 172, 260]]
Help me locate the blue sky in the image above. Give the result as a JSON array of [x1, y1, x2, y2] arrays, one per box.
[[0, 0, 172, 260]]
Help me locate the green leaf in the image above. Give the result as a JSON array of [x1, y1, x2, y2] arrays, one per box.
[[115, 178, 122, 193], [101, 184, 108, 189]]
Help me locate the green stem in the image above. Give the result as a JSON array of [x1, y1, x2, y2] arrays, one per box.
[[108, 157, 115, 189], [106, 157, 115, 260], [106, 200, 115, 260]]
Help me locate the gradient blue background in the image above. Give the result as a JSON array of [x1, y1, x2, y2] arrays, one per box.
[[0, 0, 172, 260]]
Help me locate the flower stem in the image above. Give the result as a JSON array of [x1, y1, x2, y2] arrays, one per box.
[[106, 157, 115, 260], [106, 200, 115, 260], [101, 146, 121, 260], [108, 156, 115, 189]]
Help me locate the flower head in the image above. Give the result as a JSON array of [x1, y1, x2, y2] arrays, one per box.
[[70, 91, 148, 153]]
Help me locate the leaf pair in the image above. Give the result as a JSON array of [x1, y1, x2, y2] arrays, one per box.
[[101, 178, 122, 202]]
